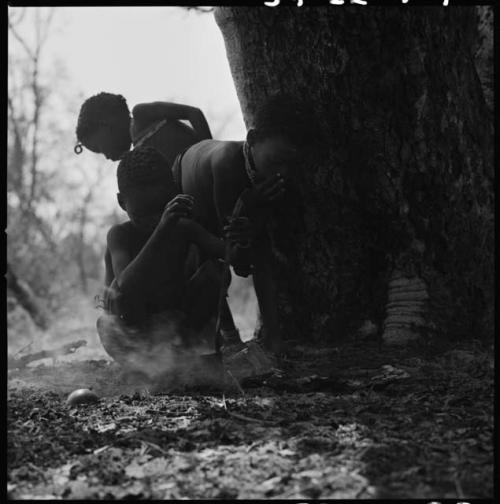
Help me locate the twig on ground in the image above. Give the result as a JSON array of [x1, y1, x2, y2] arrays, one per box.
[[14, 341, 34, 356], [225, 370, 245, 397], [8, 340, 87, 369], [27, 462, 46, 478], [226, 410, 277, 426], [93, 445, 110, 455], [355, 484, 369, 498], [454, 476, 465, 498], [142, 440, 169, 456], [246, 441, 260, 452]]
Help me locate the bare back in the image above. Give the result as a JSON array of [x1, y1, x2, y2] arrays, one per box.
[[180, 140, 250, 236], [131, 117, 200, 168]]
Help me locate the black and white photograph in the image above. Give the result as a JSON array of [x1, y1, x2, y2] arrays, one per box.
[[7, 2, 494, 500]]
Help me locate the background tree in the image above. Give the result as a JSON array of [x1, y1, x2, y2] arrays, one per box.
[[8, 8, 58, 327], [7, 8, 114, 349], [215, 6, 493, 345]]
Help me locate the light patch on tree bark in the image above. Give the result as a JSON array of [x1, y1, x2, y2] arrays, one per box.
[[382, 270, 431, 345]]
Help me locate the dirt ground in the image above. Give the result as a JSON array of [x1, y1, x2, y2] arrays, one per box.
[[7, 335, 494, 500]]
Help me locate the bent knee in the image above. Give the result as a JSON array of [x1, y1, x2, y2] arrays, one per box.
[[96, 313, 121, 344], [96, 313, 134, 359]]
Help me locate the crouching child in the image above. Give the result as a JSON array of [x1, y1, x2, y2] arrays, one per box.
[[96, 146, 245, 380]]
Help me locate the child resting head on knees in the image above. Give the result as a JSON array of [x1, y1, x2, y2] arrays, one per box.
[[74, 92, 212, 167], [96, 146, 244, 380]]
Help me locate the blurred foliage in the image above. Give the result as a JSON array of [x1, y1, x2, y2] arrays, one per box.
[[6, 9, 143, 349]]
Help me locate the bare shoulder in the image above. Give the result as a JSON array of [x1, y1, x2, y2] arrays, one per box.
[[212, 141, 244, 172], [218, 140, 244, 159], [106, 222, 133, 249]]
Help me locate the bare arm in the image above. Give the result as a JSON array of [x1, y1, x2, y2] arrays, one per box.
[[179, 218, 225, 260], [105, 224, 172, 322], [133, 102, 212, 140], [179, 216, 254, 273], [108, 225, 170, 298], [105, 196, 193, 321]]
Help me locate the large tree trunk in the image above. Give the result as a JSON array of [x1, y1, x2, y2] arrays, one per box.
[[215, 7, 493, 345]]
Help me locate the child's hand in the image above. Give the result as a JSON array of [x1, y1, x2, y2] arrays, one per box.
[[159, 194, 194, 227], [223, 216, 253, 248], [240, 174, 285, 214], [227, 244, 253, 276], [254, 173, 285, 203]]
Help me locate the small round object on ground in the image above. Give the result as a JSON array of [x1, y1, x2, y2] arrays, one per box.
[[66, 388, 99, 406]]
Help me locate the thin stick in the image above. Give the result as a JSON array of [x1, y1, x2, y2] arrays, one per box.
[[142, 440, 169, 456], [8, 340, 87, 369], [27, 462, 46, 477], [454, 476, 465, 499], [225, 369, 245, 397], [93, 445, 110, 455], [226, 410, 277, 426], [355, 484, 369, 498], [14, 341, 34, 356]]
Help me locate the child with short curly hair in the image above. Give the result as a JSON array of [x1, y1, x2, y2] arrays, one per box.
[[74, 92, 212, 167]]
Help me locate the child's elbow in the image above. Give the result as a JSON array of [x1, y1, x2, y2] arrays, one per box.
[[189, 107, 206, 123]]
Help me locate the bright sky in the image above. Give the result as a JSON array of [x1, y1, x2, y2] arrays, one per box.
[[8, 6, 247, 216], [54, 7, 246, 139]]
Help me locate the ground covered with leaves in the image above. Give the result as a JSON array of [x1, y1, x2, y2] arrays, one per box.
[[8, 336, 493, 499]]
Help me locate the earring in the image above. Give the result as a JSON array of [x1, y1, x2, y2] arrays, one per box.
[[74, 142, 83, 155]]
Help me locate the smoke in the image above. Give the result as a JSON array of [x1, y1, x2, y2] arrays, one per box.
[[8, 308, 224, 395], [95, 310, 226, 390], [8, 289, 108, 359], [8, 272, 258, 394]]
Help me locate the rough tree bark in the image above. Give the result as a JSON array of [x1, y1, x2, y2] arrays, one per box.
[[474, 6, 493, 114], [215, 7, 493, 345]]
